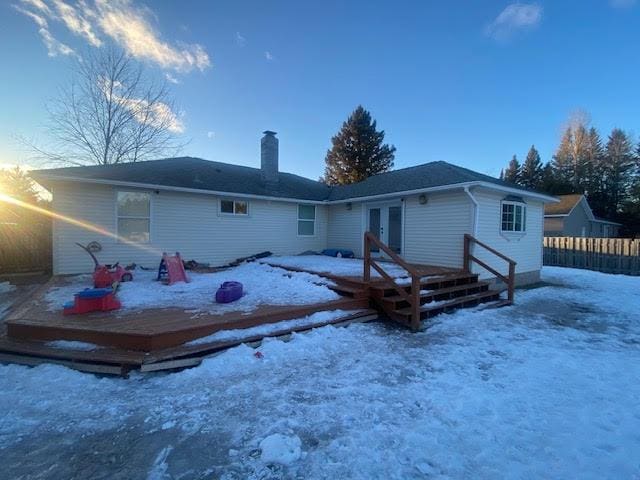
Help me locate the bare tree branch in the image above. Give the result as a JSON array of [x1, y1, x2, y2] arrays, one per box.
[[21, 46, 186, 166]]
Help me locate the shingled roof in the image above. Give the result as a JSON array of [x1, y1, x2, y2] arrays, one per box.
[[33, 157, 331, 201], [328, 161, 529, 201], [32, 157, 551, 202], [544, 194, 584, 216]]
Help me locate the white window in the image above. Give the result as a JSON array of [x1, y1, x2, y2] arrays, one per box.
[[220, 199, 248, 215], [298, 204, 316, 236], [501, 201, 527, 233], [117, 191, 151, 243]]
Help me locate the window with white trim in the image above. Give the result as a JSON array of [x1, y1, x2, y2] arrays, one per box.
[[220, 199, 248, 215], [501, 200, 527, 233], [117, 191, 151, 243], [298, 204, 316, 236]]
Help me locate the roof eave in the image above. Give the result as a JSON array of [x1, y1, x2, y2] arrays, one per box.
[[34, 173, 559, 205], [326, 181, 558, 204]]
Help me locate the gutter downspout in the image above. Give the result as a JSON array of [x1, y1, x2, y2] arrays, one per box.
[[464, 186, 479, 237]]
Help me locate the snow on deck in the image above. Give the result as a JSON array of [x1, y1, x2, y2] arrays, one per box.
[[44, 262, 340, 314], [261, 255, 411, 279], [2, 267, 640, 478]]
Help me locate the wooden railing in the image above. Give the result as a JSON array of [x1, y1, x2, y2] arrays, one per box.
[[363, 232, 421, 331], [463, 234, 516, 304]]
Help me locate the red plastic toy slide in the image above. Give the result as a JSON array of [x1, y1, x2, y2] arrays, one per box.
[[157, 252, 190, 285]]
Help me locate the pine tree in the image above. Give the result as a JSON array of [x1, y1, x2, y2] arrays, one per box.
[[571, 124, 590, 191], [520, 145, 544, 189], [583, 127, 607, 216], [602, 128, 634, 218], [322, 106, 396, 185], [539, 162, 558, 193], [0, 166, 44, 225], [503, 155, 521, 184], [620, 142, 640, 235], [552, 127, 576, 191]]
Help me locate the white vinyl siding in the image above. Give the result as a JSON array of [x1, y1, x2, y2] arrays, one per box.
[[403, 191, 472, 268], [473, 189, 544, 278], [327, 203, 364, 257], [51, 182, 328, 274]]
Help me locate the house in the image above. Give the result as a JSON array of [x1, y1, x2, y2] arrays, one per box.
[[544, 194, 621, 238], [31, 131, 557, 285]]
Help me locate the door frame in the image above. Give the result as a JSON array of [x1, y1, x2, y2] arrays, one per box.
[[363, 199, 405, 258]]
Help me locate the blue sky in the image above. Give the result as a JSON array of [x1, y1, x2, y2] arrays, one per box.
[[1, 0, 639, 179]]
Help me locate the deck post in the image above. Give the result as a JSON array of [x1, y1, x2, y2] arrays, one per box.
[[411, 275, 420, 332], [507, 261, 516, 304], [463, 234, 470, 273], [363, 233, 371, 283]]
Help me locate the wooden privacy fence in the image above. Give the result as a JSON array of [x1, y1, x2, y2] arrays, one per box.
[[0, 222, 52, 274], [543, 237, 640, 275]]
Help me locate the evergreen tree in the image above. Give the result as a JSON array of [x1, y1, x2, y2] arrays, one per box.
[[583, 127, 607, 216], [503, 155, 521, 184], [322, 106, 396, 185], [620, 143, 640, 235], [520, 145, 544, 189], [0, 166, 44, 225], [539, 162, 558, 194], [550, 127, 578, 194], [552, 127, 575, 189], [571, 124, 590, 191], [602, 128, 634, 218]]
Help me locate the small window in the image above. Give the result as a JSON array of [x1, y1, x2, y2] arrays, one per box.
[[220, 199, 248, 215], [501, 201, 526, 233], [298, 204, 315, 236], [117, 191, 150, 243]]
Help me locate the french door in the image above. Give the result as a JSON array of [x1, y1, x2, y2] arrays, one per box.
[[366, 202, 403, 257]]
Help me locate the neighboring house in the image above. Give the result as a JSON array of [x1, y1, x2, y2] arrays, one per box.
[[32, 131, 557, 285], [544, 194, 621, 238]]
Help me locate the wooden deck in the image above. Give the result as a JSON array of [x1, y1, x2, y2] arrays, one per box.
[[0, 271, 379, 374], [0, 257, 505, 375]]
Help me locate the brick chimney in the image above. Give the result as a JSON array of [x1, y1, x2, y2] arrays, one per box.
[[261, 130, 278, 183]]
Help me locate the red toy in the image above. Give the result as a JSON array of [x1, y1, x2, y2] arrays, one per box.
[[76, 242, 133, 288], [157, 252, 190, 285], [63, 288, 121, 315]]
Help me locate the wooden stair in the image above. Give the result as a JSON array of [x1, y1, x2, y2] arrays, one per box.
[[363, 232, 515, 331], [369, 272, 503, 327]]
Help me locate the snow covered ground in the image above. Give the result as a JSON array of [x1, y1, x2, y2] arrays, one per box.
[[44, 262, 340, 314], [2, 267, 640, 479]]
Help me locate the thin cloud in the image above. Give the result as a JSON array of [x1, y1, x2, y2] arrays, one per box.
[[93, 0, 210, 72], [100, 79, 185, 133], [51, 0, 102, 46], [164, 72, 180, 84], [13, 0, 211, 72], [206, 131, 215, 139], [485, 3, 542, 41], [235, 31, 246, 47], [13, 3, 76, 56], [38, 26, 76, 56], [264, 51, 274, 61], [609, 0, 636, 8]]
